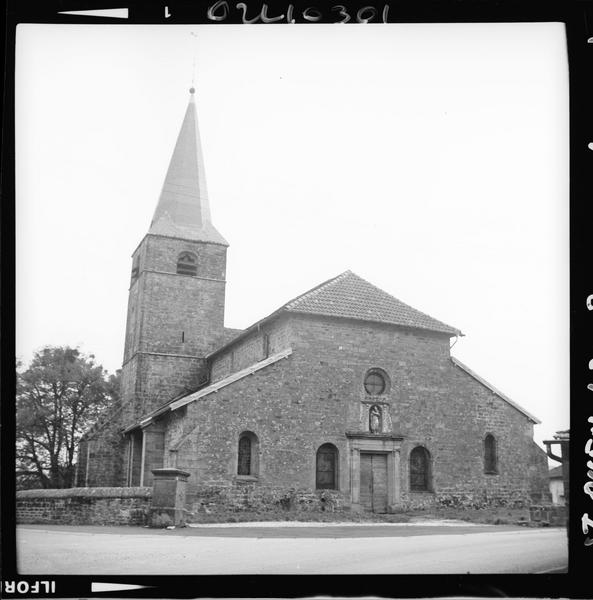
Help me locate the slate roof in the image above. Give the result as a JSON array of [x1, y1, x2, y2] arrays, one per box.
[[149, 89, 228, 246], [284, 270, 461, 336], [150, 212, 228, 246], [549, 466, 563, 479]]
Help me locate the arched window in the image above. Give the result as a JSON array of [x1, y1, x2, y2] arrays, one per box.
[[410, 446, 431, 492], [238, 436, 251, 475], [176, 252, 198, 276], [364, 368, 389, 395], [484, 434, 498, 474], [316, 443, 338, 490], [237, 431, 259, 477]]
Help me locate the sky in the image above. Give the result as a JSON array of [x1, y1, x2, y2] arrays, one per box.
[[15, 23, 569, 453]]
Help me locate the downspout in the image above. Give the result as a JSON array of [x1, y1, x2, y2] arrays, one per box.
[[139, 430, 147, 487], [127, 436, 133, 486]]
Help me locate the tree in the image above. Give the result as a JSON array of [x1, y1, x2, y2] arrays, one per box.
[[16, 347, 119, 489]]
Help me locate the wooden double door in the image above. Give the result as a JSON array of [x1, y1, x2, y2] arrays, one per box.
[[360, 453, 388, 512]]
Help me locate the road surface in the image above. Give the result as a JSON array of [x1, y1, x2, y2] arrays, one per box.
[[17, 523, 567, 574]]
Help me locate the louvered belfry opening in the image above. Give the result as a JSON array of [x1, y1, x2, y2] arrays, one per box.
[[130, 256, 139, 282], [410, 446, 431, 491], [176, 252, 198, 276]]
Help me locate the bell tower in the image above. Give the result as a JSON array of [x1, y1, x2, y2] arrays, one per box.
[[120, 87, 228, 428]]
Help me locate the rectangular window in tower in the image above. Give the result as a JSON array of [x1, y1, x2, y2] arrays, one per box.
[[131, 256, 139, 282], [263, 333, 270, 358]]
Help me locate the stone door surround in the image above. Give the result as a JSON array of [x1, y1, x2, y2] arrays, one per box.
[[346, 432, 403, 512]]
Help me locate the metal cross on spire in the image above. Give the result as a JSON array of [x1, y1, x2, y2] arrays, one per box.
[[190, 31, 198, 93], [148, 39, 228, 246]]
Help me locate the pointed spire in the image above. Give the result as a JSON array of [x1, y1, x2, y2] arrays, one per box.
[[149, 88, 228, 245]]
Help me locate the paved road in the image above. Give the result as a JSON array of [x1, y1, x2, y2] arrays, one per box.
[[17, 524, 567, 574]]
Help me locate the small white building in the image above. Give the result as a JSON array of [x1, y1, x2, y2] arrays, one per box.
[[549, 466, 565, 505]]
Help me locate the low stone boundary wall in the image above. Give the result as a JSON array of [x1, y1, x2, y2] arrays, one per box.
[[529, 504, 567, 526], [16, 483, 542, 524], [395, 489, 533, 511], [434, 488, 531, 510], [17, 487, 152, 526]]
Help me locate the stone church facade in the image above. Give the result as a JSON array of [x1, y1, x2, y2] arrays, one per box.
[[78, 88, 549, 513]]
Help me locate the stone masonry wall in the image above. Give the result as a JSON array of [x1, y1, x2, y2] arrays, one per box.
[[135, 235, 226, 358], [120, 233, 226, 429], [78, 424, 125, 487], [124, 235, 226, 361], [210, 317, 291, 383], [16, 487, 152, 526], [77, 405, 125, 488], [188, 483, 345, 515], [138, 271, 225, 357], [161, 313, 547, 511], [120, 353, 207, 428], [163, 354, 331, 499], [290, 314, 545, 509], [397, 357, 536, 508], [79, 358, 206, 488], [143, 234, 226, 281], [528, 441, 553, 503]]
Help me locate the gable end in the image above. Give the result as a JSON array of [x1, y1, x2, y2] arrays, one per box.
[[451, 356, 540, 424]]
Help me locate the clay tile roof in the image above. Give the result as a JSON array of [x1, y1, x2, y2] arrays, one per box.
[[283, 270, 461, 336]]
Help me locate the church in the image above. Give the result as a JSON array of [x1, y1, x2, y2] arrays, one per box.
[[78, 87, 549, 513]]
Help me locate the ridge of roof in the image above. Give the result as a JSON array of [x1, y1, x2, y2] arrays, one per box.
[[207, 270, 461, 359], [451, 356, 540, 424], [284, 270, 461, 336], [283, 270, 353, 310]]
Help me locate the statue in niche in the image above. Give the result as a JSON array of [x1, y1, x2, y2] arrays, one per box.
[[369, 404, 382, 433]]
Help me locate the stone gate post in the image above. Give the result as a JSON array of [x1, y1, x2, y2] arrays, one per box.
[[150, 468, 190, 527]]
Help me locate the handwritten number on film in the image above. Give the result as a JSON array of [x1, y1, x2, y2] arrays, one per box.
[[585, 417, 593, 546], [586, 295, 593, 547], [208, 2, 390, 23]]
